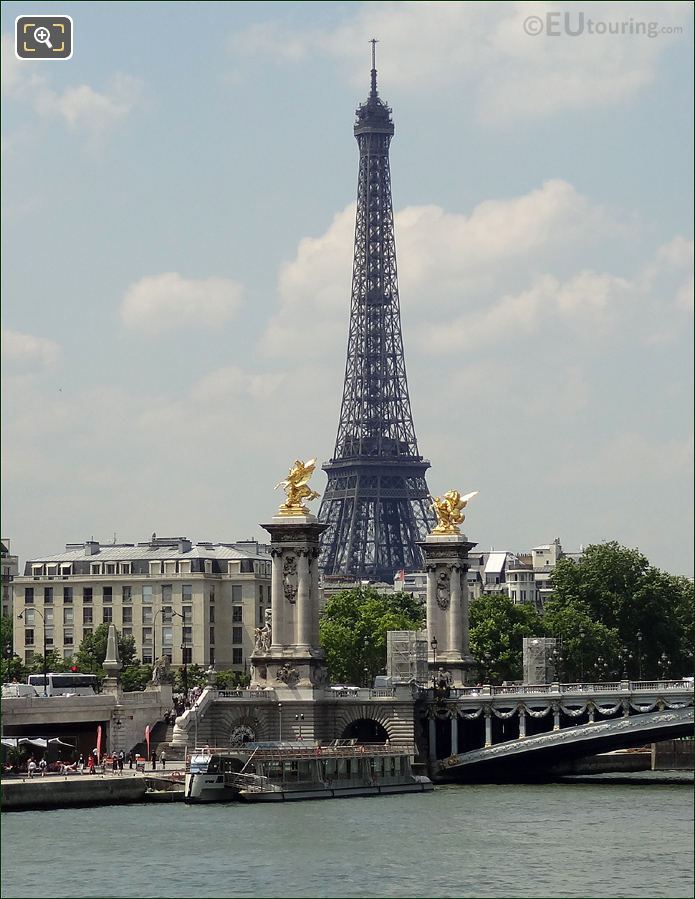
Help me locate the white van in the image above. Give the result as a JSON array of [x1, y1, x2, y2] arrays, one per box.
[[2, 683, 39, 698]]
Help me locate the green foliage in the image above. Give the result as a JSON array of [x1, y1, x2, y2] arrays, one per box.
[[28, 650, 71, 674], [549, 542, 694, 679], [0, 616, 27, 683], [173, 664, 208, 693], [214, 670, 250, 690], [469, 593, 544, 682], [319, 588, 424, 685], [120, 664, 152, 692], [74, 623, 138, 674]]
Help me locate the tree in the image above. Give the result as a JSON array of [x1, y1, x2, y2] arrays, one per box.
[[0, 616, 26, 683], [28, 650, 71, 674], [549, 542, 694, 678], [469, 593, 544, 682], [74, 624, 137, 674], [120, 664, 152, 692], [319, 588, 424, 685]]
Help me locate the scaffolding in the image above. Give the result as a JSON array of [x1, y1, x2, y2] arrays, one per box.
[[523, 637, 560, 684], [386, 630, 428, 684]]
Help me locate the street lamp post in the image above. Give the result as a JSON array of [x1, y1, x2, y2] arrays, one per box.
[[363, 667, 369, 688], [483, 652, 492, 684], [152, 608, 182, 671], [295, 713, 305, 740], [430, 636, 438, 682], [578, 629, 586, 682], [180, 642, 189, 698], [278, 702, 282, 741], [659, 652, 670, 680], [636, 630, 643, 681], [619, 647, 633, 681], [18, 608, 47, 697], [551, 648, 563, 684]]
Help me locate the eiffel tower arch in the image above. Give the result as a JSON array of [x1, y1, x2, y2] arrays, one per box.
[[319, 46, 436, 583]]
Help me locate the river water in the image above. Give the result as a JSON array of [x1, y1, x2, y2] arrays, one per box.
[[2, 776, 693, 898]]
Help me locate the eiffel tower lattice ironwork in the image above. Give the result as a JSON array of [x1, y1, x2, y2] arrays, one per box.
[[318, 44, 436, 583]]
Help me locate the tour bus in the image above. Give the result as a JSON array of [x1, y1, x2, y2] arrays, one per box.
[[27, 673, 99, 696]]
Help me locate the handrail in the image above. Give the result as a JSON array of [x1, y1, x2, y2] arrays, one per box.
[[189, 743, 415, 761]]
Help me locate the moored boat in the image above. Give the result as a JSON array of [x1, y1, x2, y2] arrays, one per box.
[[184, 740, 432, 804]]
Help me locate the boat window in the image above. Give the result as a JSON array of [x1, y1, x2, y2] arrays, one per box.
[[207, 756, 221, 773]]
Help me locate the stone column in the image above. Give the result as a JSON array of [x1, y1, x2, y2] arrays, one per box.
[[484, 707, 492, 748], [426, 566, 437, 660], [552, 702, 561, 731], [419, 535, 477, 687], [449, 565, 462, 656], [450, 713, 458, 756], [461, 576, 471, 657], [270, 548, 284, 650], [310, 552, 321, 646], [518, 706, 527, 739], [296, 550, 311, 649], [428, 716, 437, 762]]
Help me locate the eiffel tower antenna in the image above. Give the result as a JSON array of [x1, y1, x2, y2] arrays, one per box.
[[318, 50, 435, 582]]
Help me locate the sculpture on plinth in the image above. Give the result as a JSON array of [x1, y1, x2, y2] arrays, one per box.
[[254, 608, 272, 653], [151, 655, 170, 686], [275, 459, 320, 516], [430, 490, 479, 536]]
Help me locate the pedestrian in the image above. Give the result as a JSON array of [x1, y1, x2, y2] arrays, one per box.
[[118, 750, 125, 774], [111, 754, 118, 774], [38, 758, 47, 777], [87, 753, 95, 774], [77, 754, 85, 772], [160, 751, 166, 770], [151, 750, 157, 771], [28, 758, 37, 778], [128, 750, 134, 770]]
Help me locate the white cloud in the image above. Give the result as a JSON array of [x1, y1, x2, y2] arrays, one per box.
[[2, 32, 141, 137], [1, 327, 61, 371], [262, 180, 614, 358], [120, 272, 245, 333], [229, 2, 691, 121]]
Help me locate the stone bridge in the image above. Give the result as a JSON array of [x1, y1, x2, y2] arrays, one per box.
[[422, 679, 694, 781]]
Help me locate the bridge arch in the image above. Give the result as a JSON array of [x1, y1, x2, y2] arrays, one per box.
[[334, 705, 395, 742]]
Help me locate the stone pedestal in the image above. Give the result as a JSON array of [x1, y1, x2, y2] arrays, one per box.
[[419, 534, 477, 687], [251, 515, 329, 691], [102, 623, 122, 697]]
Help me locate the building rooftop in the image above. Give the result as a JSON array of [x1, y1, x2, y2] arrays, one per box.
[[25, 538, 271, 564]]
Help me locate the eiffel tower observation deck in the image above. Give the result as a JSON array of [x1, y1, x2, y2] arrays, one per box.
[[319, 42, 436, 583]]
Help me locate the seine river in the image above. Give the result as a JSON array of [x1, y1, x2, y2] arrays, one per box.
[[2, 776, 693, 898]]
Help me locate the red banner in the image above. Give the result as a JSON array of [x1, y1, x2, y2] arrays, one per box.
[[96, 725, 102, 761], [145, 724, 150, 760]]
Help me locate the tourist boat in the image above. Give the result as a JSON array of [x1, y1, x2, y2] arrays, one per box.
[[184, 740, 433, 804]]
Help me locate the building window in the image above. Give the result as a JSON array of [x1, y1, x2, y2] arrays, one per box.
[[103, 607, 113, 624], [24, 608, 35, 626], [164, 561, 177, 575], [122, 607, 132, 625], [24, 587, 34, 605], [120, 563, 131, 575], [82, 628, 92, 639], [142, 585, 153, 604], [44, 586, 53, 604], [232, 627, 243, 645], [162, 606, 172, 625], [209, 648, 215, 666], [64, 607, 74, 626], [24, 650, 34, 664], [142, 627, 152, 645], [162, 585, 172, 605], [232, 606, 242, 623], [83, 587, 93, 604], [122, 627, 132, 639], [259, 606, 265, 625], [231, 585, 242, 602], [182, 646, 193, 664], [122, 586, 132, 603], [179, 561, 191, 575], [204, 560, 213, 575], [83, 608, 93, 625], [32, 565, 44, 578], [209, 585, 215, 603], [63, 586, 73, 604], [182, 584, 192, 602], [45, 627, 54, 647], [25, 629, 34, 646], [90, 563, 102, 575], [162, 626, 172, 647], [103, 587, 112, 604], [209, 626, 215, 645], [209, 607, 215, 623], [142, 649, 153, 665], [149, 562, 162, 576], [142, 607, 152, 625], [64, 629, 73, 646], [44, 608, 54, 625], [182, 606, 192, 624], [105, 564, 116, 575], [183, 626, 192, 644], [63, 649, 73, 661], [232, 648, 243, 665]]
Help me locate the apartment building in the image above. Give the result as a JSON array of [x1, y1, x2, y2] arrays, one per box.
[[2, 538, 19, 620], [12, 535, 271, 673]]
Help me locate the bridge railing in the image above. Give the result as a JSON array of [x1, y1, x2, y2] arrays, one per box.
[[445, 680, 693, 700]]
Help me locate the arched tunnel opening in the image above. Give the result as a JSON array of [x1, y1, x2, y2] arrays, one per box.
[[341, 719, 389, 744]]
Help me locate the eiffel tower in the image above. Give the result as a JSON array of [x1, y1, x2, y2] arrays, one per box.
[[318, 42, 436, 583]]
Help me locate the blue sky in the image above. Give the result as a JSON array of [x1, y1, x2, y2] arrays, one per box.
[[2, 1, 693, 575]]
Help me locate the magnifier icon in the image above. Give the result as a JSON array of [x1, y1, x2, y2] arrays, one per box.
[[33, 26, 53, 49]]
